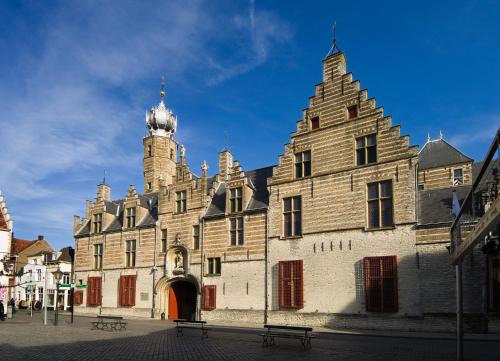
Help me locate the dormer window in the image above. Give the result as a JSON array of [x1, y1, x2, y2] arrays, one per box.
[[347, 105, 358, 119], [230, 188, 243, 213], [176, 191, 187, 213], [295, 151, 311, 178], [93, 213, 103, 233], [453, 168, 463, 186], [126, 207, 136, 228]]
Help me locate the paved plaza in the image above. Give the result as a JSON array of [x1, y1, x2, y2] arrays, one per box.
[[0, 312, 498, 361]]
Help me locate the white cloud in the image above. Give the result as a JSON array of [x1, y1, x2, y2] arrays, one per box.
[[0, 0, 292, 247]]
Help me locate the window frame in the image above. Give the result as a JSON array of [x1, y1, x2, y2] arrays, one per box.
[[161, 230, 167, 253], [347, 104, 358, 119], [207, 257, 221, 276], [93, 213, 103, 233], [93, 243, 103, 270], [366, 180, 394, 229], [230, 217, 244, 246], [356, 134, 377, 166], [310, 116, 320, 130], [294, 151, 312, 179], [126, 207, 136, 228], [453, 168, 464, 186], [229, 187, 243, 213], [193, 225, 200, 250], [125, 239, 136, 268], [283, 196, 302, 238], [176, 190, 187, 213]]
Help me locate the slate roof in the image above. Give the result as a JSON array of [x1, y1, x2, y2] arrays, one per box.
[[418, 186, 472, 225], [204, 166, 274, 218], [418, 139, 473, 170], [56, 247, 74, 263]]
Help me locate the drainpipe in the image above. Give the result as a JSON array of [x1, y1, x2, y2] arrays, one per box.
[[152, 221, 158, 318], [264, 206, 269, 324], [99, 233, 105, 315], [199, 217, 205, 321]]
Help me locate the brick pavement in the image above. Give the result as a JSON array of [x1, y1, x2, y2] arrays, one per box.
[[0, 312, 497, 361]]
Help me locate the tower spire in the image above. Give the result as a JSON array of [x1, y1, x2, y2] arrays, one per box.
[[160, 75, 166, 99], [326, 21, 341, 57]]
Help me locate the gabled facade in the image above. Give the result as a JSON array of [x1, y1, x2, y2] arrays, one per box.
[[73, 43, 499, 332]]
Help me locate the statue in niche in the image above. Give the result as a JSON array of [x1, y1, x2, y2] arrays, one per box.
[[172, 251, 184, 275]]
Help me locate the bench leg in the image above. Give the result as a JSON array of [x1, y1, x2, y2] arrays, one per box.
[[201, 328, 208, 339], [307, 338, 312, 350], [176, 327, 183, 337], [261, 335, 268, 348], [269, 336, 275, 347]]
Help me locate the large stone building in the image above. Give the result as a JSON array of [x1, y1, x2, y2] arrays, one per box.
[[73, 45, 499, 332]]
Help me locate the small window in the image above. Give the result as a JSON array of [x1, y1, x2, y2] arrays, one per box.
[[126, 240, 136, 268], [161, 230, 167, 253], [170, 148, 174, 159], [283, 196, 302, 237], [230, 217, 244, 246], [147, 145, 152, 157], [230, 187, 243, 213], [193, 225, 200, 250], [364, 256, 398, 312], [294, 151, 311, 178], [310, 116, 320, 130], [126, 207, 136, 228], [367, 180, 393, 229], [148, 182, 152, 190], [207, 257, 221, 275], [93, 244, 103, 270], [356, 134, 377, 166], [93, 213, 103, 233], [453, 168, 464, 186], [176, 191, 187, 213], [347, 105, 358, 119]]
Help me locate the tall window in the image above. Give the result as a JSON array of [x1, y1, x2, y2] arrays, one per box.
[[230, 217, 244, 246], [453, 168, 464, 186], [126, 240, 136, 268], [356, 134, 377, 165], [93, 244, 103, 270], [37, 269, 41, 282], [176, 191, 187, 213], [126, 207, 136, 228], [93, 213, 102, 233], [207, 257, 221, 275], [294, 151, 311, 178], [283, 196, 302, 237], [364, 256, 398, 312], [193, 225, 200, 250], [87, 277, 102, 306], [62, 274, 70, 284], [278, 260, 304, 309], [367, 180, 393, 229], [161, 230, 167, 253], [119, 275, 136, 307], [230, 187, 243, 213]]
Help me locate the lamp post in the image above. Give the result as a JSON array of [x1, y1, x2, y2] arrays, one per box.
[[52, 266, 63, 326]]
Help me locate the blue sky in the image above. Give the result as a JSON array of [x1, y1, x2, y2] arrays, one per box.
[[0, 0, 499, 250]]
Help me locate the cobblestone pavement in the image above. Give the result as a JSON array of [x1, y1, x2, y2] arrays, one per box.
[[0, 312, 497, 361]]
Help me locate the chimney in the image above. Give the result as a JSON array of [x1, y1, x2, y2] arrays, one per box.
[[97, 183, 111, 202], [85, 200, 92, 218], [73, 215, 81, 232], [219, 149, 233, 181], [37, 235, 44, 241]]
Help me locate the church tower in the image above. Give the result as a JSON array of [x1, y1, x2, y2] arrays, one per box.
[[143, 80, 178, 193]]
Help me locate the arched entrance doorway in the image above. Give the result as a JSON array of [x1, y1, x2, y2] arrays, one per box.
[[168, 281, 197, 320]]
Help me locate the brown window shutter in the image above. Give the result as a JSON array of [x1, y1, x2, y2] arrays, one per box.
[[294, 260, 304, 309], [129, 276, 136, 306], [74, 291, 83, 305], [364, 256, 398, 312], [202, 285, 216, 310], [209, 285, 216, 310], [278, 261, 285, 308], [96, 277, 102, 306], [202, 286, 209, 310], [119, 276, 125, 306]]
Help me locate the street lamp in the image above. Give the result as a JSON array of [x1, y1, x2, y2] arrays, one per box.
[[52, 266, 63, 326]]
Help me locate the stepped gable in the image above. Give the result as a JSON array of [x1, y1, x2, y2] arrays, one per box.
[[0, 190, 12, 231], [418, 139, 473, 170], [271, 50, 418, 185], [204, 165, 274, 218]]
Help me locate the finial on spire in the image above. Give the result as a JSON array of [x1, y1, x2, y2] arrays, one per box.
[[102, 169, 107, 185], [427, 132, 431, 143], [160, 75, 166, 98], [223, 130, 229, 151], [439, 130, 444, 140], [326, 21, 341, 57]]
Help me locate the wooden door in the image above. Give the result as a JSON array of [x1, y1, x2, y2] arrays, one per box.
[[168, 286, 178, 319]]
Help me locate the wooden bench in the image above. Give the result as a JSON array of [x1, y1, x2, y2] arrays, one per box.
[[261, 324, 315, 350], [91, 315, 127, 331], [174, 319, 209, 339]]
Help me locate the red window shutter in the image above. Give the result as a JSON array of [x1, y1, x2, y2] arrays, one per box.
[[87, 277, 97, 306], [74, 291, 83, 305], [202, 285, 216, 311], [119, 276, 125, 306], [97, 277, 102, 306], [128, 275, 136, 306], [293, 260, 304, 309], [364, 256, 398, 312]]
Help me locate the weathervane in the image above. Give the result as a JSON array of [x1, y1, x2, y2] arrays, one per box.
[[326, 21, 341, 57]]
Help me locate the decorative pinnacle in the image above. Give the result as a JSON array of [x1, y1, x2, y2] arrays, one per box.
[[427, 132, 431, 143], [439, 130, 444, 140], [160, 75, 166, 98]]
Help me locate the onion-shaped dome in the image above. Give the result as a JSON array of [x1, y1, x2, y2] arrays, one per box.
[[146, 86, 177, 136]]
